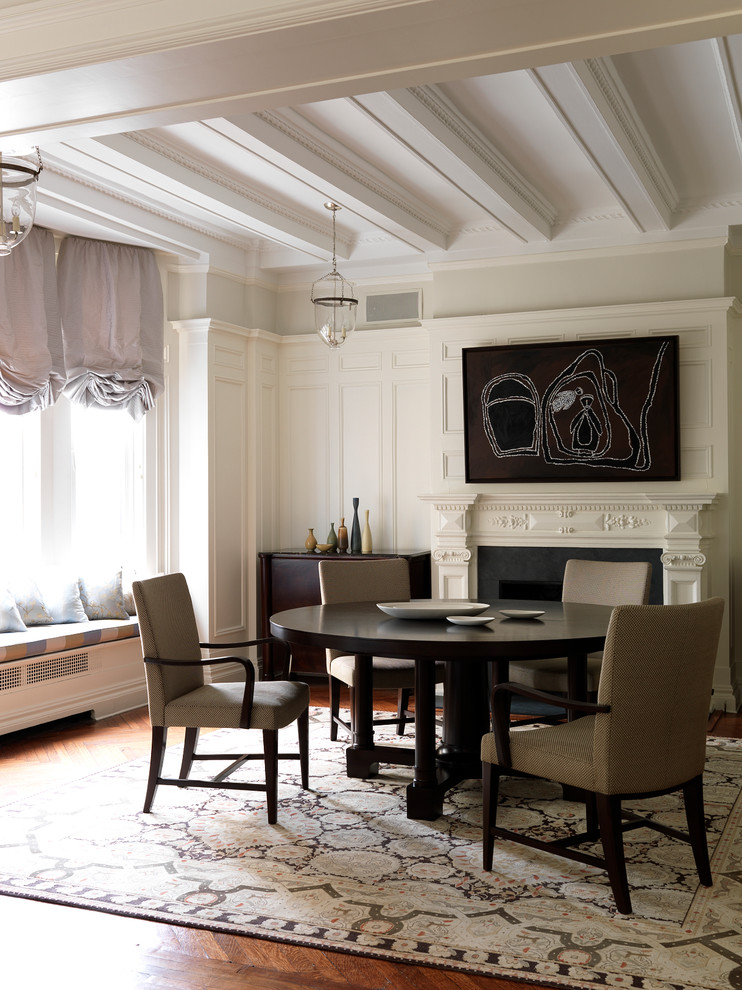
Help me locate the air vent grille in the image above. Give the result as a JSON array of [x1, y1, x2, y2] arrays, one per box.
[[365, 291, 419, 323]]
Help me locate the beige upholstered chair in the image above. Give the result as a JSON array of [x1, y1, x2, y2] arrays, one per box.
[[506, 559, 652, 696], [319, 558, 444, 740], [482, 597, 725, 914], [133, 572, 309, 824]]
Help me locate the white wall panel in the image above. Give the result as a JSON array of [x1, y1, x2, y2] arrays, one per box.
[[340, 382, 383, 539], [393, 379, 430, 548], [213, 375, 246, 635], [283, 383, 330, 549]]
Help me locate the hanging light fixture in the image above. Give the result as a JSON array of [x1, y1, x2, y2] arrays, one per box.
[[0, 148, 43, 257], [310, 201, 358, 347]]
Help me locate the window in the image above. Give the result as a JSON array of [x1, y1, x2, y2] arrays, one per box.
[[0, 398, 151, 575]]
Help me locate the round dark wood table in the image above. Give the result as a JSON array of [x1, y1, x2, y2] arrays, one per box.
[[270, 599, 614, 820]]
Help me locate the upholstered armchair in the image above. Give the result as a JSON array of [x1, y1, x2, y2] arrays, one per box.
[[133, 572, 310, 824], [506, 558, 652, 699], [481, 597, 724, 913]]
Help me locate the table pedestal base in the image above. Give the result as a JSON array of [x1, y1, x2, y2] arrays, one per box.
[[345, 653, 490, 820]]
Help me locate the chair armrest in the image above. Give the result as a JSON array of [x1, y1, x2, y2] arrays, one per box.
[[490, 681, 610, 767], [143, 655, 256, 727], [199, 635, 292, 681]]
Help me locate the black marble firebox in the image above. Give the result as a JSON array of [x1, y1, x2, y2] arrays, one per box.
[[478, 546, 664, 604]]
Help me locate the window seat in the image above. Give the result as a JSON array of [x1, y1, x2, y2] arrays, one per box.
[[0, 616, 146, 736]]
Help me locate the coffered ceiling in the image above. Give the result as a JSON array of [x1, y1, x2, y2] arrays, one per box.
[[4, 1, 742, 283]]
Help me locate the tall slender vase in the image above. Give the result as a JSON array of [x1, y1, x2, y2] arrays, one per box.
[[305, 528, 317, 552], [350, 498, 362, 554], [361, 509, 372, 554]]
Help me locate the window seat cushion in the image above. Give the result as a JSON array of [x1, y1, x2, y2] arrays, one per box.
[[0, 616, 139, 664]]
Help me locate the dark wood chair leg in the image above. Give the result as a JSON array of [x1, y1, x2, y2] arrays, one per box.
[[596, 793, 632, 914], [144, 725, 167, 813], [298, 708, 309, 789], [585, 791, 598, 836], [482, 762, 500, 870], [263, 729, 279, 825], [683, 774, 712, 886], [329, 675, 341, 741], [179, 726, 199, 779], [397, 688, 412, 734]]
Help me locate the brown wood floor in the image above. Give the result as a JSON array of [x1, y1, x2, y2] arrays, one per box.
[[1, 687, 740, 990]]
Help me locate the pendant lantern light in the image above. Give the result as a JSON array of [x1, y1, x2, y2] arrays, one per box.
[[0, 148, 43, 257], [310, 202, 358, 348]]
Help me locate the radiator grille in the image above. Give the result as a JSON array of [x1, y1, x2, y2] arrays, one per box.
[[0, 650, 94, 692], [0, 666, 23, 692], [26, 652, 90, 685]]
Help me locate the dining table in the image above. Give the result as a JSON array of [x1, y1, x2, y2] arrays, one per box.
[[269, 598, 614, 820]]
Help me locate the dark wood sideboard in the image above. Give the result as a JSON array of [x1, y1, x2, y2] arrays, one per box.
[[259, 550, 432, 677]]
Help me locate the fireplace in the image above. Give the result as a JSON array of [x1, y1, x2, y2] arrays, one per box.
[[419, 492, 716, 606], [479, 546, 665, 604]]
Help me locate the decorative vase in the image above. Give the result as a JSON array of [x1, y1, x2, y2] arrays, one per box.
[[305, 528, 317, 552], [337, 517, 349, 553], [326, 522, 338, 551], [350, 498, 362, 554], [362, 509, 372, 554]]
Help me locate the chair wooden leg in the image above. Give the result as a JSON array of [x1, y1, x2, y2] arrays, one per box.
[[144, 725, 167, 813], [683, 774, 712, 887], [596, 793, 632, 914], [263, 729, 279, 825], [298, 708, 309, 789], [179, 727, 199, 779], [397, 688, 412, 734], [329, 675, 341, 741], [585, 791, 598, 836], [482, 762, 500, 870]]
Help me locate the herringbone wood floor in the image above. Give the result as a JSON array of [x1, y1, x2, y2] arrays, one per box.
[[1, 689, 740, 990]]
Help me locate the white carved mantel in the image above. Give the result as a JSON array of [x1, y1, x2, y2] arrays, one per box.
[[419, 493, 717, 605]]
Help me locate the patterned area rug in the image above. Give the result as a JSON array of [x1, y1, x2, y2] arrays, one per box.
[[1, 710, 741, 990]]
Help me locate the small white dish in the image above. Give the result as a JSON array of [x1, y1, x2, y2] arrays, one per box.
[[499, 609, 545, 619], [377, 601, 489, 620], [446, 614, 493, 626]]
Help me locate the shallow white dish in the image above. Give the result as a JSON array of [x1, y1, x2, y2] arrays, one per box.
[[446, 614, 493, 626], [377, 601, 489, 620], [499, 609, 545, 619]]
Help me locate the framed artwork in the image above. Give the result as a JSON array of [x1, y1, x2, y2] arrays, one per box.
[[462, 335, 679, 483]]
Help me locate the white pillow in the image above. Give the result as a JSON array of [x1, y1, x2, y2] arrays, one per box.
[[79, 568, 130, 620], [11, 576, 53, 626], [37, 570, 88, 624], [0, 587, 26, 633]]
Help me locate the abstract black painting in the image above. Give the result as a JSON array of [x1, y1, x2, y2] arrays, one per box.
[[462, 336, 679, 483]]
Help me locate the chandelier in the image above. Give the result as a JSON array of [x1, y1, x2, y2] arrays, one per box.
[[310, 202, 358, 348], [0, 148, 43, 257]]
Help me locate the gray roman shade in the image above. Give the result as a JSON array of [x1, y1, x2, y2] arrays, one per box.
[[57, 236, 164, 420], [0, 227, 64, 414]]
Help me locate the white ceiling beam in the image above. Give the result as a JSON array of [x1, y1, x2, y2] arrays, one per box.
[[217, 110, 447, 252], [3, 1, 742, 148], [360, 86, 556, 242], [712, 36, 742, 163], [82, 133, 338, 260], [531, 59, 677, 231]]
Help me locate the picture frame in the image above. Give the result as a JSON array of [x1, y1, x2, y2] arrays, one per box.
[[462, 335, 679, 483]]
